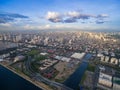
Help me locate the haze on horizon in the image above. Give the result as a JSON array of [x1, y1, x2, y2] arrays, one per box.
[[0, 0, 120, 31]]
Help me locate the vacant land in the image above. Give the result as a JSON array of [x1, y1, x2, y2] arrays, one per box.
[[54, 61, 79, 82]]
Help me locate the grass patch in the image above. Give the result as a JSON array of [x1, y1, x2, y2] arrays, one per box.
[[54, 77, 65, 83], [35, 55, 47, 61], [87, 64, 95, 72], [80, 73, 87, 85], [27, 49, 39, 57]]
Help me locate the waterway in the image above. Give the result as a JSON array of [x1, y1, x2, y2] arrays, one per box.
[[0, 41, 18, 51], [64, 53, 92, 90], [0, 65, 42, 90]]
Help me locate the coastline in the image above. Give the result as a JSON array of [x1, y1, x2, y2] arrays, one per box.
[[0, 63, 52, 90]]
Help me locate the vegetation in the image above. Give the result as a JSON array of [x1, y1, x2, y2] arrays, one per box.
[[31, 62, 39, 72], [27, 49, 39, 57], [54, 76, 65, 83], [30, 55, 47, 72], [35, 55, 47, 61], [87, 64, 95, 72], [31, 55, 47, 71], [80, 73, 87, 84]]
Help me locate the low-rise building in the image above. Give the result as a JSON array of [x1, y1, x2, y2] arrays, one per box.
[[0, 53, 10, 59], [110, 58, 118, 65], [14, 55, 25, 62], [71, 52, 85, 59], [100, 55, 118, 66], [97, 53, 103, 57], [39, 59, 57, 71], [101, 56, 105, 61], [105, 56, 110, 62], [98, 72, 112, 87], [0, 58, 3, 61], [40, 52, 48, 56], [97, 66, 115, 89], [54, 56, 62, 60], [61, 57, 71, 62]]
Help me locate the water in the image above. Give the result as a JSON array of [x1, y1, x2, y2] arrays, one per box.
[[0, 65, 42, 90], [64, 53, 92, 90], [0, 41, 18, 51]]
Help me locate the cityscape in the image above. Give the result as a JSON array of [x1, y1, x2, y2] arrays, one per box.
[[0, 0, 120, 90]]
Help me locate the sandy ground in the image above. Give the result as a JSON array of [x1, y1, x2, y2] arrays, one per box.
[[54, 61, 79, 82]]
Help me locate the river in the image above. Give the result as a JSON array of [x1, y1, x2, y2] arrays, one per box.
[[64, 53, 92, 90], [0, 65, 42, 90]]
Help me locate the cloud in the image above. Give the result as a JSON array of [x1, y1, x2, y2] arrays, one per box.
[[67, 11, 80, 18], [64, 18, 77, 23], [23, 24, 52, 30], [96, 21, 104, 24], [46, 11, 94, 23], [46, 11, 108, 24], [67, 11, 94, 20], [63, 11, 96, 23], [0, 17, 14, 23], [0, 23, 11, 27], [97, 14, 109, 19], [95, 14, 109, 24], [46, 11, 62, 23], [0, 12, 29, 24], [96, 20, 107, 24]]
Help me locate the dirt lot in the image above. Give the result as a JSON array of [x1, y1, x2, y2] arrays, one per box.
[[54, 61, 79, 82]]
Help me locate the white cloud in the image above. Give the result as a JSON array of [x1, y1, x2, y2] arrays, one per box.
[[46, 11, 105, 23], [45, 24, 50, 28], [97, 14, 109, 18], [0, 23, 11, 27], [46, 11, 62, 22], [23, 24, 52, 30], [46, 11, 60, 19], [67, 11, 80, 18], [67, 11, 95, 20]]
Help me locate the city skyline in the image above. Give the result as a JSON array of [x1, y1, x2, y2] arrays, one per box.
[[0, 0, 120, 31]]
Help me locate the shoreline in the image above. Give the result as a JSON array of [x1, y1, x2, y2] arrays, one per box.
[[0, 63, 49, 90]]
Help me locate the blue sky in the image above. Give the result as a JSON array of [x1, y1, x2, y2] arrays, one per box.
[[0, 0, 120, 31]]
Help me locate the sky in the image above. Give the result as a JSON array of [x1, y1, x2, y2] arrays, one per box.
[[0, 0, 120, 31]]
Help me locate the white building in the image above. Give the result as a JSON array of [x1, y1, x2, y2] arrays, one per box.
[[101, 56, 105, 62], [97, 53, 103, 57], [39, 59, 57, 70], [110, 58, 118, 65], [61, 57, 71, 62], [40, 53, 48, 56], [54, 56, 70, 62], [105, 56, 109, 62], [100, 56, 118, 65], [98, 72, 112, 88], [0, 53, 10, 59], [71, 52, 85, 59], [54, 56, 62, 60], [0, 58, 3, 61], [14, 55, 25, 62]]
